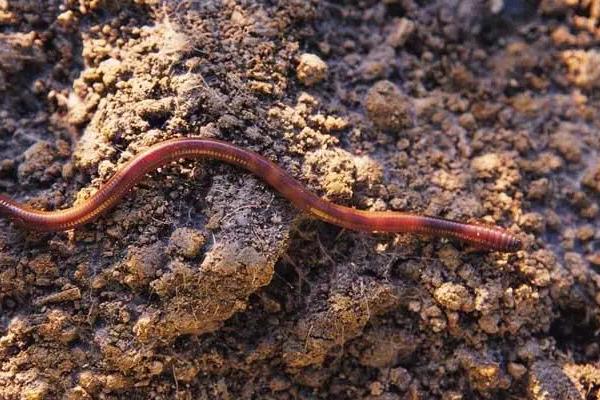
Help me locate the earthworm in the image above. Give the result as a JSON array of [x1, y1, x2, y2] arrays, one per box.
[[0, 138, 522, 252]]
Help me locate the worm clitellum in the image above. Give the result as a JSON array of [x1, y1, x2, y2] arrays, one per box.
[[0, 138, 522, 252]]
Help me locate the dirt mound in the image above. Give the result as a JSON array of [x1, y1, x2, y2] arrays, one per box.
[[0, 0, 599, 398]]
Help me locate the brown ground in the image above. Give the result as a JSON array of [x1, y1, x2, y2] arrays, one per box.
[[1, 0, 599, 399]]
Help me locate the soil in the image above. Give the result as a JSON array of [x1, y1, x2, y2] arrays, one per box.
[[1, 0, 599, 399]]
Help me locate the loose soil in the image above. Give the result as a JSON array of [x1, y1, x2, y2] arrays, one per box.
[[1, 0, 599, 399]]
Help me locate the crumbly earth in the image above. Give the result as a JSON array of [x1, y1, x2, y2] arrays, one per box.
[[1, 1, 599, 399]]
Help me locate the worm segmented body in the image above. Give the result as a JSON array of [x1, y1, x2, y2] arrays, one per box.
[[0, 138, 522, 252]]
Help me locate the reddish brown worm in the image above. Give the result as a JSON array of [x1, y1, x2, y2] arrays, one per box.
[[0, 138, 521, 252]]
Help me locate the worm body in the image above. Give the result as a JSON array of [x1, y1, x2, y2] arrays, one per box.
[[0, 138, 521, 252]]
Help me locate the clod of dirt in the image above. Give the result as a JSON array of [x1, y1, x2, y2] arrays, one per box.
[[519, 212, 546, 234], [471, 153, 502, 177], [539, 0, 571, 15], [135, 242, 274, 343], [528, 361, 581, 399], [135, 97, 175, 121], [2, 1, 600, 398], [33, 286, 81, 306], [587, 253, 600, 267], [563, 364, 600, 397], [56, 10, 76, 28], [576, 224, 595, 242], [0, 31, 45, 73], [168, 227, 206, 258], [581, 162, 600, 193], [353, 327, 419, 368], [385, 18, 416, 48], [562, 50, 600, 89], [507, 362, 527, 379], [29, 253, 59, 285], [296, 53, 328, 86], [364, 80, 414, 132], [431, 169, 466, 191], [434, 282, 474, 312], [549, 130, 582, 163], [65, 386, 91, 400], [0, 158, 14, 177], [282, 283, 400, 369], [471, 151, 522, 192], [121, 244, 166, 290], [389, 367, 412, 391], [20, 381, 51, 400], [520, 152, 564, 175], [303, 148, 357, 201], [17, 141, 60, 184], [267, 92, 346, 154], [359, 45, 396, 80], [527, 178, 549, 200], [457, 349, 511, 393], [36, 309, 78, 344], [97, 58, 123, 87]]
